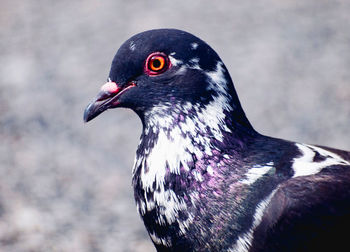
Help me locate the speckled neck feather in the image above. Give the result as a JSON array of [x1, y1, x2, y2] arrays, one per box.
[[131, 60, 262, 250]]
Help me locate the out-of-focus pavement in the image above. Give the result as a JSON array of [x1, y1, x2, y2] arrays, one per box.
[[0, 1, 349, 251]]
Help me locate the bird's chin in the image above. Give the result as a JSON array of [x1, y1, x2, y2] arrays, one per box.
[[83, 81, 136, 122]]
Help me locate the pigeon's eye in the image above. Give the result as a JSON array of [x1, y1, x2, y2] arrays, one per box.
[[145, 52, 170, 76]]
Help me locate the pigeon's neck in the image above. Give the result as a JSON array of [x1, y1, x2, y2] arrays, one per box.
[[136, 96, 234, 175], [132, 90, 258, 245], [131, 62, 259, 247], [134, 87, 257, 182]]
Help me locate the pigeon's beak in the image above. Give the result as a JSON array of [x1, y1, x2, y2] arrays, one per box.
[[84, 81, 136, 122]]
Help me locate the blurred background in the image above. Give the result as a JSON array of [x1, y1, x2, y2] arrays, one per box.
[[1, 0, 350, 251]]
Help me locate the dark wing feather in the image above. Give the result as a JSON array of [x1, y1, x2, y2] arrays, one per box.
[[251, 168, 350, 252]]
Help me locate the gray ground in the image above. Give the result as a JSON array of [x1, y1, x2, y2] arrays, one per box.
[[1, 0, 350, 251]]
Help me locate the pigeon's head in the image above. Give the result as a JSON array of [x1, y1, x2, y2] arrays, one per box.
[[84, 29, 250, 130]]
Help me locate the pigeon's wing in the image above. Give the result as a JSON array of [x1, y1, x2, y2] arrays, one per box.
[[316, 145, 350, 162], [251, 168, 350, 252]]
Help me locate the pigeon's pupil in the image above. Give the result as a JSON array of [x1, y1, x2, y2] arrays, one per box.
[[153, 59, 161, 68]]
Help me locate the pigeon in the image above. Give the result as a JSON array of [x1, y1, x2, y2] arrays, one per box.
[[84, 29, 350, 252]]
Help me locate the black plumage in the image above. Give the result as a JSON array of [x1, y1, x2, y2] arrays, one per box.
[[84, 29, 350, 252]]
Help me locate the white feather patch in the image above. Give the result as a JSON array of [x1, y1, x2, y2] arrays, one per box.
[[292, 143, 350, 177], [149, 231, 172, 246], [241, 162, 274, 185], [129, 41, 136, 51], [191, 42, 199, 50], [169, 55, 183, 66], [206, 61, 228, 95], [153, 189, 188, 225]]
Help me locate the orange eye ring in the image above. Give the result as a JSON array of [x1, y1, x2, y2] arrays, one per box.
[[145, 52, 170, 75], [149, 56, 165, 71]]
